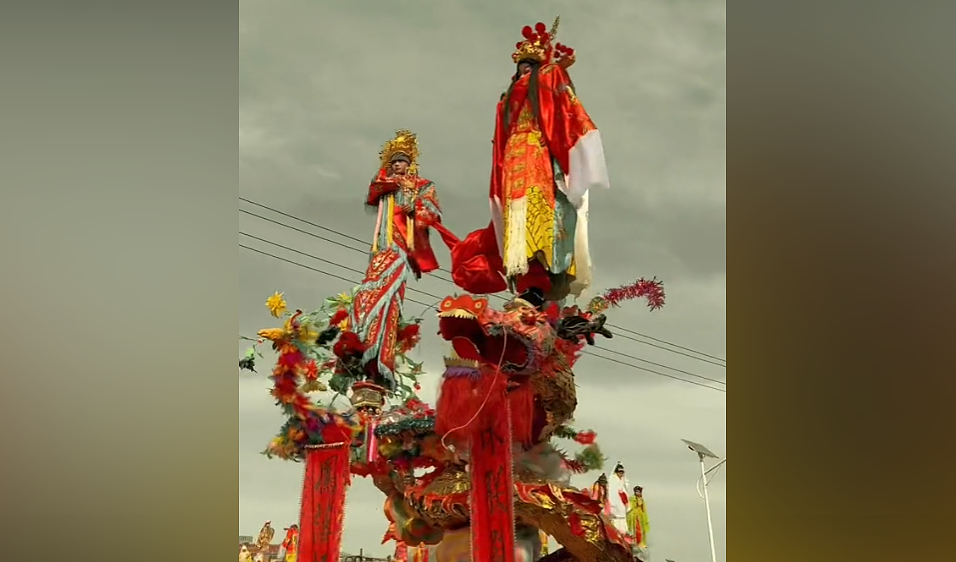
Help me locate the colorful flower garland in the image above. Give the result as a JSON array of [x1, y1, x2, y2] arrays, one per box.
[[240, 290, 428, 461], [240, 291, 617, 472]]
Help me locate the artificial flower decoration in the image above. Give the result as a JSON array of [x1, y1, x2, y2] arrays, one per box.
[[257, 328, 287, 342], [266, 291, 288, 318], [243, 289, 431, 461], [303, 360, 320, 380]]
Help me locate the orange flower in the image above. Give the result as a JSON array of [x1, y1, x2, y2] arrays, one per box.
[[257, 328, 286, 342], [303, 360, 319, 380]]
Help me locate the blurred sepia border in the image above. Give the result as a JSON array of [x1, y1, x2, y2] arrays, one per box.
[[0, 1, 955, 561]]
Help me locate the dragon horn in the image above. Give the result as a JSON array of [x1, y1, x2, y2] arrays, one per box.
[[550, 15, 560, 40]]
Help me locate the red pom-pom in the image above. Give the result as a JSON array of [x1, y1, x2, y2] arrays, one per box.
[[328, 309, 348, 327], [567, 48, 575, 55], [535, 22, 547, 34], [396, 323, 421, 353], [574, 430, 598, 445], [332, 331, 366, 358], [521, 25, 533, 38]]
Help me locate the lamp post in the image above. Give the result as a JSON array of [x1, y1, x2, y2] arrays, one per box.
[[681, 439, 722, 562]]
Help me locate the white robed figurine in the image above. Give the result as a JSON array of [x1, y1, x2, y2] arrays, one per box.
[[606, 461, 630, 534]]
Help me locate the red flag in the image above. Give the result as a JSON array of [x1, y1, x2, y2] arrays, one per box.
[[297, 443, 351, 562]]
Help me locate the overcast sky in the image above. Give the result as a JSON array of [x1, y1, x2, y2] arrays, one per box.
[[239, 0, 725, 560]]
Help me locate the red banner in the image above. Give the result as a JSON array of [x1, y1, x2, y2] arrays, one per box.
[[298, 443, 351, 562], [469, 397, 516, 562]]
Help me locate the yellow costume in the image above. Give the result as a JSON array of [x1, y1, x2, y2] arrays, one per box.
[[626, 493, 650, 547]]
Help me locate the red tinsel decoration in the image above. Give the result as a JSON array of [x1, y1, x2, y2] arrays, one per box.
[[603, 277, 665, 311]]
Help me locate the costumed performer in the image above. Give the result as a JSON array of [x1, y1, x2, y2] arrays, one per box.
[[239, 544, 253, 562], [350, 130, 446, 389], [451, 16, 610, 302], [590, 472, 611, 517], [607, 462, 631, 535], [278, 524, 298, 562], [627, 485, 650, 548], [255, 520, 274, 551], [412, 543, 430, 562]]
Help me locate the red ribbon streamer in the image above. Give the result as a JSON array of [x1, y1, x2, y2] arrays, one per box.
[[298, 443, 351, 562]]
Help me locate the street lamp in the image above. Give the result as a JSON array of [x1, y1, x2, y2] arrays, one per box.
[[681, 439, 723, 562]]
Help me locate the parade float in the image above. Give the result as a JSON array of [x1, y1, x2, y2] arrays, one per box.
[[243, 278, 662, 562], [239, 16, 663, 562]]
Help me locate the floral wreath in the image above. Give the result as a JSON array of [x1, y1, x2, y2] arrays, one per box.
[[239, 290, 426, 461]]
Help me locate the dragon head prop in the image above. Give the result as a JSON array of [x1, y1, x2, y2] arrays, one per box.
[[433, 294, 610, 451], [436, 294, 556, 376]]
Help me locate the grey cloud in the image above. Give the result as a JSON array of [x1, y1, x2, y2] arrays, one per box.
[[240, 0, 724, 560]]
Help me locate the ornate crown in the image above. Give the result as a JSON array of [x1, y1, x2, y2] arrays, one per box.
[[379, 129, 420, 173], [511, 16, 576, 69]]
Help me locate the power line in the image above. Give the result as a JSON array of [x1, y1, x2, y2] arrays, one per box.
[[240, 196, 372, 246], [611, 325, 726, 364], [240, 242, 725, 392], [240, 208, 369, 254], [239, 199, 726, 367], [585, 350, 725, 392], [605, 325, 727, 368], [594, 346, 725, 386], [239, 231, 448, 304], [242, 231, 724, 388], [239, 244, 434, 310]]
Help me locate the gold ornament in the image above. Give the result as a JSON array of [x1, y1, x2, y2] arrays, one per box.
[[511, 16, 560, 64], [379, 129, 420, 175]]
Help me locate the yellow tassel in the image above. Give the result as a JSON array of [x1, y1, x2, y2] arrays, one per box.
[[386, 196, 395, 244]]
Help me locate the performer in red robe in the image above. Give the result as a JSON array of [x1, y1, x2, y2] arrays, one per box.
[[450, 17, 610, 302], [411, 543, 430, 562], [350, 130, 444, 388]]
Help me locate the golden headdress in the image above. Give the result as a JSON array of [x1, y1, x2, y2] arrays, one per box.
[[511, 16, 575, 69], [379, 129, 420, 174]]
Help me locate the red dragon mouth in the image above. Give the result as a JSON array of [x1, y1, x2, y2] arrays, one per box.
[[437, 296, 531, 371]]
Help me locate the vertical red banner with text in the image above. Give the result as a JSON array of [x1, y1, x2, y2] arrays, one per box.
[[298, 443, 351, 562], [469, 400, 516, 562]]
